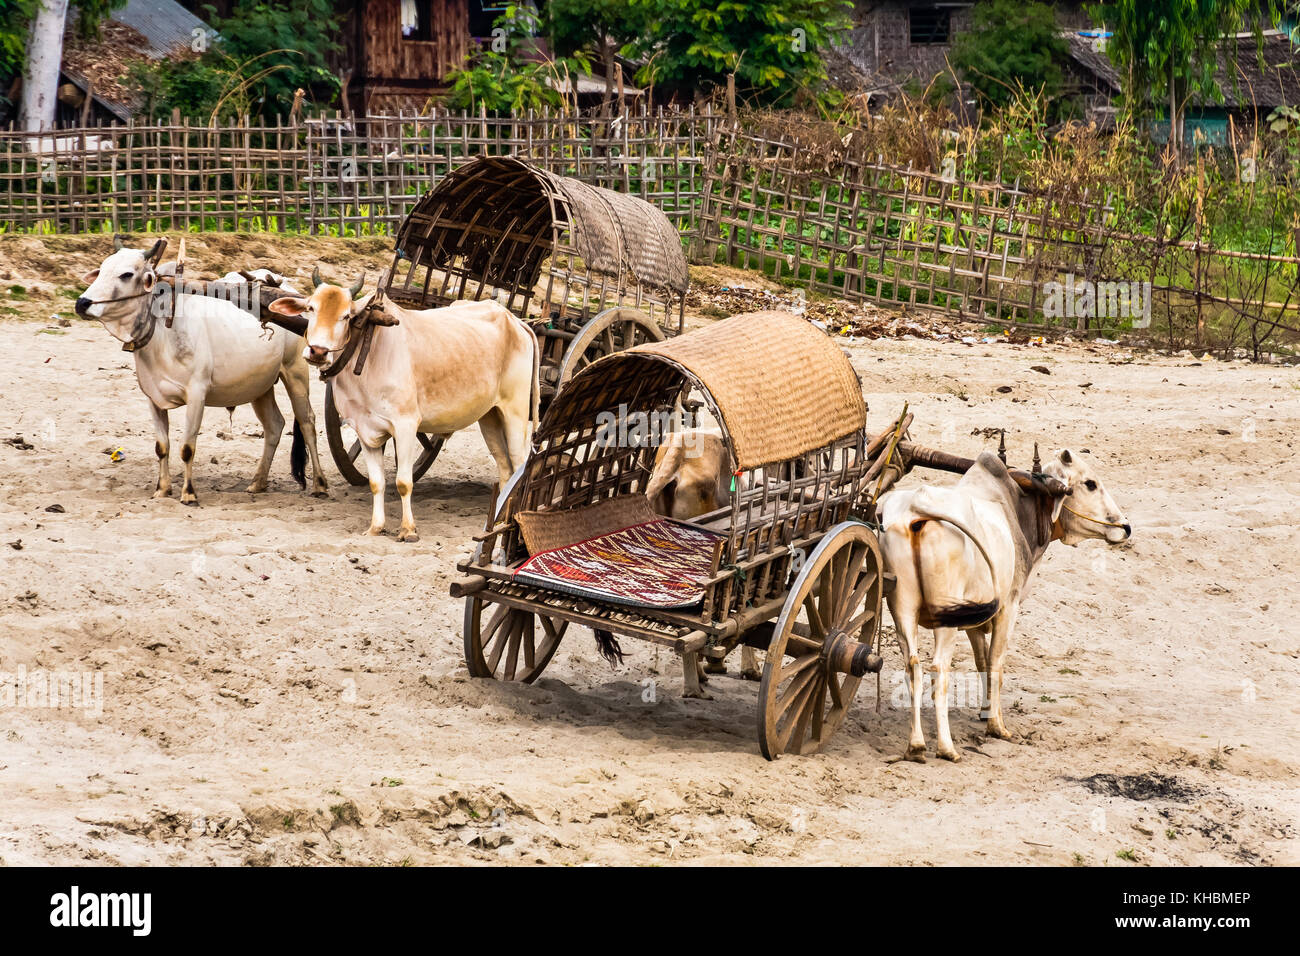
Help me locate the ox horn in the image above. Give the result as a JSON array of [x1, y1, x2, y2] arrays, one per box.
[[145, 238, 168, 265], [112, 234, 125, 251], [349, 272, 365, 299], [312, 265, 325, 289]]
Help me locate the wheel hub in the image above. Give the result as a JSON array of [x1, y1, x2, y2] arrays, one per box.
[[823, 628, 883, 677]]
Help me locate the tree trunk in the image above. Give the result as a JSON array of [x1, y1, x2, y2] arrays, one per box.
[[20, 0, 70, 132]]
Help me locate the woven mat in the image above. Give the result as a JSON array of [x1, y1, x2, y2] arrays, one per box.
[[513, 518, 724, 609]]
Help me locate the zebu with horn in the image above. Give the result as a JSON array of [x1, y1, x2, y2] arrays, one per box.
[[76, 238, 328, 504], [265, 266, 539, 541]]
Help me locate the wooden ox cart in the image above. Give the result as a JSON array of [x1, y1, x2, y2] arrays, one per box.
[[323, 155, 691, 487], [450, 310, 907, 758], [449, 310, 1065, 758]]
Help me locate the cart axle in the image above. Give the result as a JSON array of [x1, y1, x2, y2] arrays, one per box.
[[824, 630, 883, 677]]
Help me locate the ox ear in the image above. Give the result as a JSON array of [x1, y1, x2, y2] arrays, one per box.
[[82, 269, 100, 284], [1059, 448, 1073, 465], [351, 291, 376, 314], [268, 296, 308, 316], [1051, 490, 1068, 524]]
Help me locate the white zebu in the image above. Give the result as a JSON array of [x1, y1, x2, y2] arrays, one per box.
[[77, 240, 328, 503], [879, 449, 1130, 762]]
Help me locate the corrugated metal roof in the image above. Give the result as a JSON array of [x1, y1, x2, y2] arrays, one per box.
[[111, 0, 213, 60]]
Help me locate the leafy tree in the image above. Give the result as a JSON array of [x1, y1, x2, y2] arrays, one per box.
[[631, 0, 852, 104], [446, 4, 590, 115], [549, 0, 850, 106], [0, 0, 36, 86], [128, 0, 341, 121], [951, 0, 1070, 118], [1096, 0, 1285, 150]]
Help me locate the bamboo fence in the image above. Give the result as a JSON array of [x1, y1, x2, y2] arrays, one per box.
[[1, 109, 1296, 347]]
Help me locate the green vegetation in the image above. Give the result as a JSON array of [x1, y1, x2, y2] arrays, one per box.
[[127, 0, 341, 122], [1098, 0, 1288, 149], [445, 4, 582, 114], [951, 0, 1070, 118], [451, 0, 852, 114]]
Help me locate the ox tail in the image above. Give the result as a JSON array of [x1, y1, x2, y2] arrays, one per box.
[[909, 504, 1000, 629], [290, 421, 307, 489], [593, 628, 625, 668], [523, 320, 541, 431]]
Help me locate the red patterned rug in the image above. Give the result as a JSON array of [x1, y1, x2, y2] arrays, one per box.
[[513, 519, 725, 609]]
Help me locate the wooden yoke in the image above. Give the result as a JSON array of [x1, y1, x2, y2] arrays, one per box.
[[899, 442, 1067, 496], [152, 276, 309, 335]]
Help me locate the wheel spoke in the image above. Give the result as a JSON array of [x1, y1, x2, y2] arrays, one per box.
[[522, 616, 536, 670], [802, 593, 826, 639], [839, 563, 876, 624], [785, 631, 821, 655], [828, 671, 847, 710], [843, 607, 877, 638], [347, 439, 362, 463], [778, 671, 821, 752], [809, 675, 826, 742], [485, 614, 514, 672], [503, 618, 523, 680], [775, 660, 820, 721], [776, 650, 819, 684]]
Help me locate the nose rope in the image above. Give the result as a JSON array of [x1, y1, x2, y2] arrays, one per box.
[[81, 289, 154, 305], [1061, 503, 1127, 529]]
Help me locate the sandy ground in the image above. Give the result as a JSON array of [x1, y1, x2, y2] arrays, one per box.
[[0, 236, 1297, 866]]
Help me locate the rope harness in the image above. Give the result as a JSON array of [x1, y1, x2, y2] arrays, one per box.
[[1061, 503, 1126, 530], [82, 283, 163, 353], [318, 277, 398, 380]]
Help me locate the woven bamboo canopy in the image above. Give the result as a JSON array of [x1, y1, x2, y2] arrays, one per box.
[[386, 155, 688, 320], [535, 311, 867, 470]]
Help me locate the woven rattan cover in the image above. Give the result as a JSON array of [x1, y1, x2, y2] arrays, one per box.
[[393, 156, 688, 296], [628, 311, 865, 469], [515, 495, 658, 555]]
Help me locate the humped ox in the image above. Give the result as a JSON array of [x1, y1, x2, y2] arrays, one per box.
[[878, 449, 1130, 762], [76, 240, 328, 504], [267, 272, 539, 542]]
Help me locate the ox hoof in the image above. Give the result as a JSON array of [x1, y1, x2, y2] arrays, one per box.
[[246, 482, 268, 494], [311, 481, 329, 498], [905, 745, 927, 764], [937, 746, 962, 763], [398, 529, 420, 543], [984, 723, 1014, 741], [740, 668, 762, 682], [367, 526, 385, 537], [181, 496, 199, 507], [153, 488, 171, 499], [703, 658, 727, 675], [682, 688, 713, 701]]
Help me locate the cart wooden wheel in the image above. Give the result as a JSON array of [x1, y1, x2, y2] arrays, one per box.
[[556, 307, 666, 387], [758, 521, 885, 759], [324, 381, 444, 487], [463, 599, 568, 683]]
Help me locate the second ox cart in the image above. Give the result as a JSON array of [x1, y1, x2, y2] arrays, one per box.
[[322, 155, 691, 487], [450, 310, 1065, 759]]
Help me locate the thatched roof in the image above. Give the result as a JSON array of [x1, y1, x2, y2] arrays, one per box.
[[394, 155, 689, 301]]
